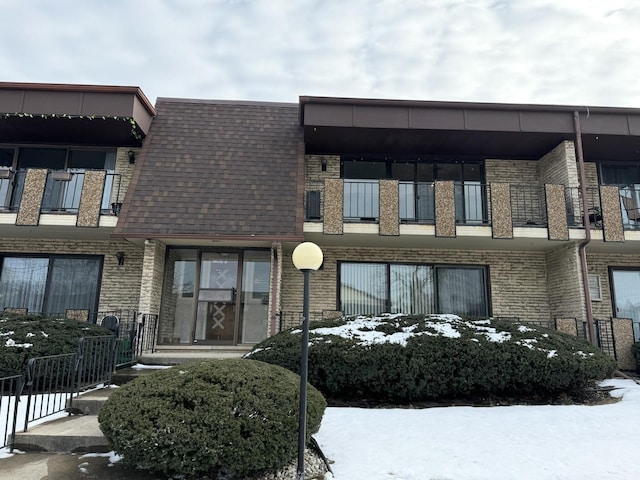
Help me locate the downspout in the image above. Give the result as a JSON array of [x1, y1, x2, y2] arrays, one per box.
[[573, 110, 597, 346], [269, 241, 280, 335]]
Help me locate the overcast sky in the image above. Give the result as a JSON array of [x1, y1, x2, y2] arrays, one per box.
[[2, 0, 640, 107]]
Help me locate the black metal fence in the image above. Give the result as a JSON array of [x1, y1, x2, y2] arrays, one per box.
[[511, 184, 547, 227], [0, 314, 157, 450], [277, 311, 326, 332]]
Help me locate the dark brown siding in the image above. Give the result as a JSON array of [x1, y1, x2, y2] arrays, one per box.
[[115, 99, 302, 238]]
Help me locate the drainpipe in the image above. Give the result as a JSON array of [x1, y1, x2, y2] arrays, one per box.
[[573, 110, 597, 346], [269, 241, 280, 335]]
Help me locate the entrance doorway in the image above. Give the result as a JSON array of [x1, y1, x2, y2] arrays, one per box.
[[159, 248, 271, 346]]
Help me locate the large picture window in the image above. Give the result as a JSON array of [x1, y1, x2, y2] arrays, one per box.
[[0, 255, 102, 316], [340, 262, 489, 317]]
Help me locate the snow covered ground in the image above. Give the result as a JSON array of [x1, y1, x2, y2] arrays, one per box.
[[316, 378, 640, 480]]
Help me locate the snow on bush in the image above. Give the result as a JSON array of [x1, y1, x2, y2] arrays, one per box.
[[246, 314, 617, 402]]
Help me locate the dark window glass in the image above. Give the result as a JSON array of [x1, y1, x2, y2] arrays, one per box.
[[68, 150, 108, 170], [436, 163, 462, 181], [343, 160, 386, 179], [17, 148, 66, 169], [601, 165, 640, 185], [340, 262, 488, 317], [391, 162, 415, 181], [416, 163, 434, 182], [0, 148, 14, 168]]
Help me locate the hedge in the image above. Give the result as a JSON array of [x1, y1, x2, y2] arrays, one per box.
[[246, 314, 617, 402], [98, 358, 326, 478]]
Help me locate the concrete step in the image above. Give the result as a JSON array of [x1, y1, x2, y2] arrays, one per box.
[[70, 388, 116, 415], [13, 415, 110, 453], [111, 366, 166, 385], [138, 348, 251, 365]]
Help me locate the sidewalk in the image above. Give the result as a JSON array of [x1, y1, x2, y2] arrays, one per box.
[[0, 451, 166, 480]]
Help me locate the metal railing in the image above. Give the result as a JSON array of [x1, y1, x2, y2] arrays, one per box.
[[0, 375, 23, 450], [305, 181, 324, 221], [564, 186, 602, 228], [1, 169, 122, 216], [456, 182, 490, 225], [510, 184, 547, 227], [399, 181, 435, 224], [277, 311, 325, 332], [344, 180, 379, 222]]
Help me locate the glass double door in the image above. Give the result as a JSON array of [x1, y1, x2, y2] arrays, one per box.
[[185, 251, 270, 345]]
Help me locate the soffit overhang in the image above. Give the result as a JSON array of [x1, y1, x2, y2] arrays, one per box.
[[300, 96, 640, 162], [0, 82, 156, 147]]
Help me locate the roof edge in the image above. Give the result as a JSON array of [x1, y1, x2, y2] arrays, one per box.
[[299, 95, 640, 115], [0, 81, 156, 116], [157, 97, 297, 108]]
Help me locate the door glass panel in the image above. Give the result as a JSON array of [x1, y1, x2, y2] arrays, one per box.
[[159, 249, 197, 344], [611, 270, 640, 341], [390, 265, 434, 314], [0, 257, 49, 312], [195, 253, 238, 343], [340, 263, 387, 315], [239, 251, 271, 344]]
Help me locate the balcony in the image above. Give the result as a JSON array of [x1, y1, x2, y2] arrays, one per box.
[[0, 168, 124, 230], [304, 179, 640, 247]]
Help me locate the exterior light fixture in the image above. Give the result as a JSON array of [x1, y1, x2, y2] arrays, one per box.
[[115, 252, 125, 266], [127, 150, 136, 164], [292, 241, 323, 480]]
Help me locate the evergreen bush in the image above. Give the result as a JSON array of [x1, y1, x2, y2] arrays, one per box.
[[98, 358, 326, 478], [0, 314, 111, 377], [246, 314, 617, 402]]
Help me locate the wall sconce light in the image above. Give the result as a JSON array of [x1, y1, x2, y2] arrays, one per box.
[[127, 150, 136, 164], [321, 158, 327, 172], [115, 252, 125, 266]]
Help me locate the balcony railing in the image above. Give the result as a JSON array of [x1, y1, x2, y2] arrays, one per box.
[[456, 182, 490, 225], [565, 186, 602, 228], [1, 169, 123, 216], [510, 184, 547, 227], [400, 181, 435, 224], [344, 180, 379, 222]]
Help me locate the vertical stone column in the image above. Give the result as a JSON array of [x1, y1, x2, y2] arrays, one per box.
[[77, 170, 106, 227], [323, 179, 344, 235], [600, 186, 624, 242], [490, 183, 513, 239], [545, 184, 569, 240], [379, 180, 399, 236], [16, 168, 47, 226], [612, 317, 635, 370], [555, 317, 579, 336], [138, 240, 166, 315], [435, 181, 456, 238]]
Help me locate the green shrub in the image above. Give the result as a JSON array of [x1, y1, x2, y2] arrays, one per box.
[[0, 314, 111, 377], [246, 314, 617, 402], [98, 358, 326, 478]]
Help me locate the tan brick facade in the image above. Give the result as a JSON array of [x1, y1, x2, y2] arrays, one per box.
[[138, 239, 166, 315], [0, 238, 143, 312], [280, 246, 552, 322]]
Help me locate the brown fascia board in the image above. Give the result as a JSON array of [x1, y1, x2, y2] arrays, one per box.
[[299, 96, 640, 137], [298, 95, 640, 115], [0, 81, 156, 117], [110, 232, 304, 242]]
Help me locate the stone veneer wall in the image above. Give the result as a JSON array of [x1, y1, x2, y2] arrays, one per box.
[[138, 240, 166, 315], [0, 238, 143, 312], [280, 246, 551, 322], [545, 243, 585, 321]]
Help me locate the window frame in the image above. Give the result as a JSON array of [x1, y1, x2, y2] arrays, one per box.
[[337, 260, 491, 317]]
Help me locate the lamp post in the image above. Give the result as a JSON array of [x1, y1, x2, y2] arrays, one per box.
[[292, 241, 323, 480]]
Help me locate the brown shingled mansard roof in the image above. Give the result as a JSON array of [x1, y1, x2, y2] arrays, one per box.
[[113, 98, 304, 241]]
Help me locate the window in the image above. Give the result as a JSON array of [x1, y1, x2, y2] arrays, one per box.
[[8, 147, 116, 212], [341, 158, 485, 224], [0, 255, 102, 315], [340, 262, 489, 317]]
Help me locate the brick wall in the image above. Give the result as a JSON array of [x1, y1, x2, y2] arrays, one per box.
[[0, 238, 143, 312], [139, 239, 166, 315], [537, 141, 578, 187], [546, 243, 585, 321], [485, 159, 538, 185], [112, 147, 138, 206], [585, 253, 640, 319], [280, 246, 551, 322]]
